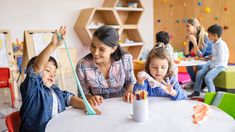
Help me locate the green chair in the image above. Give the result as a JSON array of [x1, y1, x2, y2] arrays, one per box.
[[204, 92, 235, 119], [214, 66, 235, 93]]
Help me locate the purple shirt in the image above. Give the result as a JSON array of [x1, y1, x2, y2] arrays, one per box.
[[76, 54, 136, 98]]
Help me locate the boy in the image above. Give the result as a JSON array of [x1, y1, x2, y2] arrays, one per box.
[[155, 31, 174, 59], [188, 24, 229, 98], [20, 26, 101, 132], [140, 31, 174, 61]]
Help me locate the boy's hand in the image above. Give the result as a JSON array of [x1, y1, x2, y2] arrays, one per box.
[[82, 106, 102, 115], [161, 77, 177, 96], [92, 106, 102, 115], [88, 96, 103, 106], [202, 55, 212, 61], [123, 90, 134, 103], [51, 26, 66, 47]]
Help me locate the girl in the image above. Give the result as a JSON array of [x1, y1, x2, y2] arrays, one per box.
[[184, 18, 212, 83], [134, 47, 187, 100], [76, 25, 136, 106]]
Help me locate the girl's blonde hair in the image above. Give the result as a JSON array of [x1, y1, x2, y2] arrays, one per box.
[[145, 47, 175, 79], [187, 18, 208, 49]]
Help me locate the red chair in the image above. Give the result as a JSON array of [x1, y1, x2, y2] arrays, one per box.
[[190, 97, 204, 102], [5, 111, 21, 132], [0, 67, 15, 107]]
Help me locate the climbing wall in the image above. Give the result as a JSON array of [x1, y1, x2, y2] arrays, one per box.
[[154, 0, 235, 63]]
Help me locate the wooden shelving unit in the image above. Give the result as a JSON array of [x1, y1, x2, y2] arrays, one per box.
[[74, 8, 120, 46], [74, 0, 143, 59]]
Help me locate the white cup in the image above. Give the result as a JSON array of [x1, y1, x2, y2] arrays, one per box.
[[133, 99, 149, 122]]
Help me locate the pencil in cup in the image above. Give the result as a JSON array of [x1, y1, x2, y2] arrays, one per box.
[[135, 90, 148, 100]]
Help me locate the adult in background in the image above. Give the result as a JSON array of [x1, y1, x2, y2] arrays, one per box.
[[184, 18, 212, 88]]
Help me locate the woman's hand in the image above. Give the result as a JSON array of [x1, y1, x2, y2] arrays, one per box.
[[51, 26, 66, 47], [187, 34, 197, 46], [123, 90, 134, 103], [88, 95, 103, 106], [161, 77, 177, 96]]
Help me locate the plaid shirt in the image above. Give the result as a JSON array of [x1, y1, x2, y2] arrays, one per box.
[[76, 54, 136, 98]]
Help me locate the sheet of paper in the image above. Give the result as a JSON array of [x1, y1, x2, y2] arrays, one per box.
[[0, 33, 9, 67], [32, 33, 59, 60]]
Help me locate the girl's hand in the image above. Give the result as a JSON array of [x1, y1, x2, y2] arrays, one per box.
[[123, 90, 134, 103], [136, 76, 146, 85], [161, 77, 177, 96], [88, 95, 103, 106], [137, 71, 148, 85], [51, 26, 66, 47]]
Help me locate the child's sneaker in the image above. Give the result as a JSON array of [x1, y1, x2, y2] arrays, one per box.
[[188, 91, 200, 98], [202, 87, 208, 93]]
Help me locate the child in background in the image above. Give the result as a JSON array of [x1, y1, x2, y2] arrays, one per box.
[[20, 26, 101, 132], [188, 24, 229, 98], [139, 31, 173, 61], [155, 31, 174, 59], [155, 31, 178, 79], [133, 47, 187, 100]]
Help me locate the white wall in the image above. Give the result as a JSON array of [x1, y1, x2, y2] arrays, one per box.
[[0, 0, 153, 60], [139, 0, 154, 50]]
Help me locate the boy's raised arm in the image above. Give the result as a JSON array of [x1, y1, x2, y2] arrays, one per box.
[[34, 26, 66, 73]]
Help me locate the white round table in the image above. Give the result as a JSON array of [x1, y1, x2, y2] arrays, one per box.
[[46, 97, 235, 132], [176, 60, 207, 67]]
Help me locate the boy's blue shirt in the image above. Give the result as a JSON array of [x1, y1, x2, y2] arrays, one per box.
[[19, 66, 73, 132], [133, 76, 187, 100]]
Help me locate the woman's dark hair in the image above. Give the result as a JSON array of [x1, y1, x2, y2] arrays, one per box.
[[207, 24, 223, 37], [156, 31, 170, 45], [26, 56, 58, 71], [145, 47, 175, 79], [85, 25, 126, 61]]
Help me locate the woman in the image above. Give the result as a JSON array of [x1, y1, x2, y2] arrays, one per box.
[[184, 18, 212, 85], [76, 25, 136, 106]]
